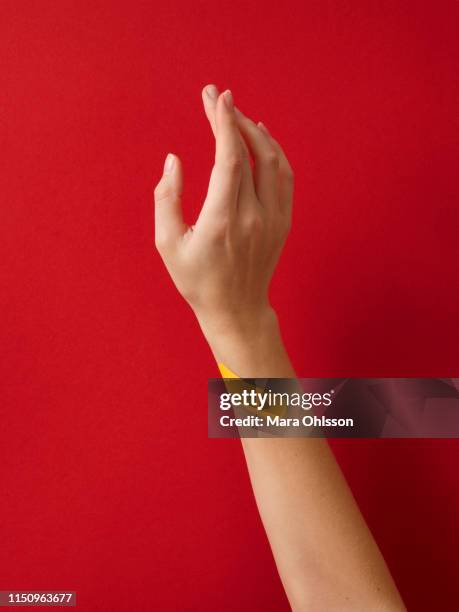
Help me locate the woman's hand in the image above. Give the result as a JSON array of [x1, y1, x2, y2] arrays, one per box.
[[154, 86, 293, 358]]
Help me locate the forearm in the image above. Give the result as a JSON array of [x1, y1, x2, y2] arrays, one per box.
[[201, 310, 405, 611], [241, 438, 404, 611]]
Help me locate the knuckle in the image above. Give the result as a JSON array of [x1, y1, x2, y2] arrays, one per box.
[[154, 232, 172, 252], [208, 215, 230, 240], [263, 150, 279, 167], [240, 147, 250, 162], [154, 184, 176, 204], [154, 187, 167, 203], [243, 213, 264, 235], [222, 154, 243, 173]]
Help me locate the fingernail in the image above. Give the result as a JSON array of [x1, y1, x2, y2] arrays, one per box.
[[164, 153, 175, 175], [258, 121, 271, 136], [223, 89, 233, 109], [205, 84, 218, 100]]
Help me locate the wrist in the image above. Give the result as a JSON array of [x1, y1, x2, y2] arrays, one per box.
[[195, 305, 295, 378], [196, 304, 278, 346]]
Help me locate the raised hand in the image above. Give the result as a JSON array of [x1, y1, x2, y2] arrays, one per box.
[[154, 86, 293, 363]]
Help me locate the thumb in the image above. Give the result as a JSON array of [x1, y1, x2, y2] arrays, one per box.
[[154, 153, 187, 249]]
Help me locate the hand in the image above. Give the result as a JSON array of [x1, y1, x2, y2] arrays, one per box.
[[154, 85, 294, 365]]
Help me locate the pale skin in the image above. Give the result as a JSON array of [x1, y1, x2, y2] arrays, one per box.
[[154, 85, 406, 611]]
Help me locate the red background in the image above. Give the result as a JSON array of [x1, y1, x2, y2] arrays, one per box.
[[1, 1, 458, 610]]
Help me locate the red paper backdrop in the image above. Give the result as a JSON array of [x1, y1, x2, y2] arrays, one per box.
[[1, 2, 458, 610]]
